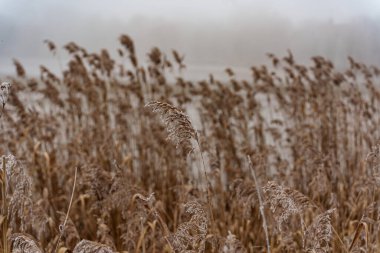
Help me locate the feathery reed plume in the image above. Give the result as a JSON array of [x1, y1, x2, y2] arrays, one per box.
[[119, 34, 135, 55], [148, 47, 162, 66], [304, 209, 335, 253], [133, 192, 163, 229], [7, 155, 32, 232], [145, 101, 215, 228], [172, 50, 186, 70], [44, 40, 57, 54], [13, 60, 26, 78], [72, 240, 115, 253], [119, 34, 138, 68], [230, 179, 257, 217], [168, 200, 208, 253], [1, 155, 32, 252], [145, 101, 197, 155], [0, 82, 11, 109], [132, 192, 173, 250], [10, 233, 43, 253], [263, 181, 311, 231]]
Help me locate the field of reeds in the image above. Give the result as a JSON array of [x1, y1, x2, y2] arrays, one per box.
[[1, 34, 380, 252]]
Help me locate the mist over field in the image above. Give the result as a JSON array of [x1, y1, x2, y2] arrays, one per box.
[[1, 0, 380, 76]]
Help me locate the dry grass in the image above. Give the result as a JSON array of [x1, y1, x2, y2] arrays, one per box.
[[0, 35, 380, 252]]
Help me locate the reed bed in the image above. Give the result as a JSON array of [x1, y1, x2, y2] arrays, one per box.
[[1, 35, 380, 252]]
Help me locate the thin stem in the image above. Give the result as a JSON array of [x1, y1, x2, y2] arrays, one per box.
[[332, 225, 349, 253], [0, 103, 5, 119], [196, 137, 215, 231], [247, 156, 270, 253], [2, 157, 8, 253], [54, 167, 78, 253]]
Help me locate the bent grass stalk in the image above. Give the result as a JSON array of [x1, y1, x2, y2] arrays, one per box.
[[195, 134, 216, 231], [247, 156, 270, 253], [54, 167, 78, 253], [1, 157, 8, 253]]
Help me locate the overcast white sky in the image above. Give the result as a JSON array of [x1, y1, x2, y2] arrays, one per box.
[[1, 0, 380, 76]]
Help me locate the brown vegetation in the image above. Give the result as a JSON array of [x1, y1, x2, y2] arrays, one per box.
[[1, 35, 380, 252]]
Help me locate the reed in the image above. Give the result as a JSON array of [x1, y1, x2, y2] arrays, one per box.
[[0, 34, 379, 252]]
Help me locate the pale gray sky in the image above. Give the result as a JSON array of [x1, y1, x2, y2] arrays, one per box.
[[1, 0, 380, 76]]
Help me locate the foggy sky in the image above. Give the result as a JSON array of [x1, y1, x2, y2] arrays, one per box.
[[1, 0, 380, 76]]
